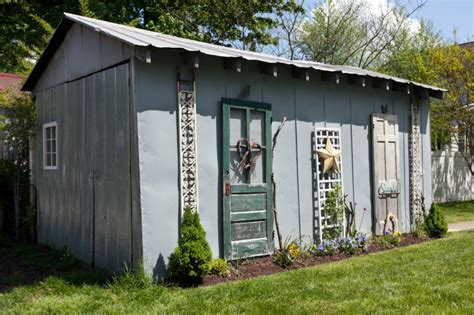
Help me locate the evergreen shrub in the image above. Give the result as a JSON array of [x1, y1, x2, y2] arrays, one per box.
[[168, 207, 212, 283], [424, 203, 448, 237]]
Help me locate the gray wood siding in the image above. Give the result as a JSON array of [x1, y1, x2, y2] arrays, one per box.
[[134, 49, 432, 276], [34, 23, 133, 93], [35, 63, 137, 272]]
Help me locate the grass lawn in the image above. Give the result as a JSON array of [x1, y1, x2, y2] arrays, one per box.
[[437, 200, 474, 224], [0, 232, 473, 314]]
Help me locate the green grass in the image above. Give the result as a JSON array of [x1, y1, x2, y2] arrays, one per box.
[[437, 200, 474, 223], [0, 232, 473, 314]]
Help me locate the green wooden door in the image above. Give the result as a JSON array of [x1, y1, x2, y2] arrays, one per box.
[[222, 98, 273, 260]]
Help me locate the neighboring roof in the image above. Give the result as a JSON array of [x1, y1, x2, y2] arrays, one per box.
[[23, 13, 447, 98], [0, 73, 24, 91], [460, 41, 473, 48]]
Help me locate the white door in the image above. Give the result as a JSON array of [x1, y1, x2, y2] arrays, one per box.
[[371, 114, 401, 234]]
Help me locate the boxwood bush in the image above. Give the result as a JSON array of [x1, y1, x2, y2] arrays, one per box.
[[168, 207, 212, 283], [424, 203, 448, 237]]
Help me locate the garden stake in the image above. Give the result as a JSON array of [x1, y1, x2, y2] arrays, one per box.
[[272, 117, 286, 251], [344, 195, 356, 237]]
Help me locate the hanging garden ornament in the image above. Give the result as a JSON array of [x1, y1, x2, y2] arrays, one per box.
[[316, 137, 341, 174]]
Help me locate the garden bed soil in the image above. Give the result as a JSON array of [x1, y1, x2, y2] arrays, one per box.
[[202, 234, 429, 286]]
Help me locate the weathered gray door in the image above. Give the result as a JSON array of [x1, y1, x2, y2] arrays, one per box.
[[222, 98, 273, 260], [84, 63, 133, 271], [371, 114, 401, 234]]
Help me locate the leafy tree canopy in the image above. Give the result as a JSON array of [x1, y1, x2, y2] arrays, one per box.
[[0, 0, 300, 74]]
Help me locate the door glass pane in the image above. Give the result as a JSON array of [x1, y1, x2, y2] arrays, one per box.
[[250, 148, 265, 183], [229, 108, 246, 146], [250, 110, 265, 145], [229, 149, 248, 184]]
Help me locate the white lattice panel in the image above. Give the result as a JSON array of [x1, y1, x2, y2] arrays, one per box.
[[313, 128, 344, 242]]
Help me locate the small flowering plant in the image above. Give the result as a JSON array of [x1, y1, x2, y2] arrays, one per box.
[[355, 233, 369, 252], [314, 240, 339, 256], [338, 237, 359, 255], [287, 242, 300, 259], [377, 229, 403, 247]]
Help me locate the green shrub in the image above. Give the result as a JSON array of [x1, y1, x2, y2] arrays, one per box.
[[424, 203, 448, 237], [412, 223, 428, 239], [168, 207, 212, 283], [209, 258, 230, 277], [374, 232, 402, 248], [273, 250, 293, 268], [322, 185, 344, 241]]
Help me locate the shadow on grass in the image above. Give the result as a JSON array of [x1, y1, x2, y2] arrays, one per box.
[[0, 232, 110, 292]]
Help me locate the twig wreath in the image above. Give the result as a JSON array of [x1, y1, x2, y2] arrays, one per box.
[[236, 138, 263, 173]]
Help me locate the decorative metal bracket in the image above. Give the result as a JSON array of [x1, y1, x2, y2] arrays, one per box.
[[177, 68, 198, 213]]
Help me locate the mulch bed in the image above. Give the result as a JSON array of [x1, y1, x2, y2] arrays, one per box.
[[202, 234, 429, 286]]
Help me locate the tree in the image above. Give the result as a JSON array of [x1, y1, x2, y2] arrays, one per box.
[[269, 0, 306, 59], [0, 2, 55, 74], [296, 0, 426, 68], [0, 1, 299, 73], [79, 0, 300, 51], [430, 43, 474, 172], [378, 19, 442, 83], [0, 87, 36, 238]]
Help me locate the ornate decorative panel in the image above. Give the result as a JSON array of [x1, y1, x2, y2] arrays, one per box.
[[409, 100, 423, 224], [177, 82, 198, 213]]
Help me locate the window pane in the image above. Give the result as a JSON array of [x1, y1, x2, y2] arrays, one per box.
[[46, 140, 51, 153], [46, 153, 51, 166], [229, 149, 248, 184], [46, 127, 51, 140], [229, 108, 246, 145], [52, 153, 57, 166], [250, 110, 265, 145], [51, 140, 56, 153], [250, 149, 265, 184], [51, 126, 56, 139]]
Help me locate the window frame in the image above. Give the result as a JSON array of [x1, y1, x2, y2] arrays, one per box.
[[43, 121, 58, 170]]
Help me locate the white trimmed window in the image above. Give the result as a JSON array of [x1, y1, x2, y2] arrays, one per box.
[[43, 122, 58, 170]]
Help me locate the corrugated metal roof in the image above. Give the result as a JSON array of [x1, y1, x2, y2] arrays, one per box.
[[23, 13, 447, 96]]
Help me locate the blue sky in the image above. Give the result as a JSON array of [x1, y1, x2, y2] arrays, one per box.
[[415, 0, 473, 42], [304, 0, 473, 43]]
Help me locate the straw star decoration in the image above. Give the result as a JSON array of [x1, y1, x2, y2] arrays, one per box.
[[316, 138, 341, 174]]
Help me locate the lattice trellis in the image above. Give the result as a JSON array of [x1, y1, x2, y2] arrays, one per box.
[[177, 80, 198, 213], [313, 128, 344, 243], [409, 100, 423, 224]]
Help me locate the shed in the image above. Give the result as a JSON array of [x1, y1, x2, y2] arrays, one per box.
[[23, 13, 445, 277]]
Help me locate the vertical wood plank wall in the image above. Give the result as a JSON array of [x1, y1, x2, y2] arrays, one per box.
[[35, 64, 135, 272]]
